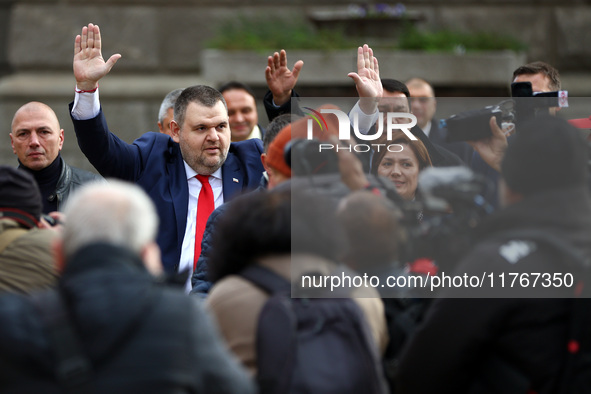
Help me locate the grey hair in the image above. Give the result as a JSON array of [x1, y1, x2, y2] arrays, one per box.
[[62, 180, 159, 260], [158, 88, 184, 124]]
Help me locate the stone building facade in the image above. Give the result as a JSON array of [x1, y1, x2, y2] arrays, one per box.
[[1, 0, 590, 169]]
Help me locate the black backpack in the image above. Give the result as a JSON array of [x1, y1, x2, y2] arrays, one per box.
[[240, 264, 388, 394], [469, 230, 591, 394]]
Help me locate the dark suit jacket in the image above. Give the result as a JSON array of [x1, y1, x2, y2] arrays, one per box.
[[408, 125, 464, 168], [263, 89, 301, 122], [70, 106, 264, 273]]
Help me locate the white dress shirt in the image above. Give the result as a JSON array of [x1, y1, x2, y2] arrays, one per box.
[[348, 101, 379, 135], [71, 88, 101, 120], [422, 121, 432, 137]]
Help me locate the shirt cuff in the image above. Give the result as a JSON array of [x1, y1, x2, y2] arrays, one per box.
[[349, 101, 379, 135], [71, 88, 101, 120]]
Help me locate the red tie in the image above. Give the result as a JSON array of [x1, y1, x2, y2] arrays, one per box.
[[194, 175, 215, 271]]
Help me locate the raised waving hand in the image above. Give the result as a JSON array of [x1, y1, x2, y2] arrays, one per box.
[[348, 44, 383, 114], [265, 49, 304, 106], [73, 23, 121, 91]]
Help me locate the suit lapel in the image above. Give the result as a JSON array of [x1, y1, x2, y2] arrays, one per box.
[[221, 153, 242, 202], [168, 156, 189, 247]]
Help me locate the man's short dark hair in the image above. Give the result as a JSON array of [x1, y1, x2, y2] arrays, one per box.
[[263, 114, 299, 152], [218, 81, 257, 99], [174, 85, 227, 128], [382, 79, 410, 97], [512, 61, 561, 91]]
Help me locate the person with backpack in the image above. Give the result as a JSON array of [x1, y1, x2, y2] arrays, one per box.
[[395, 116, 591, 393], [205, 186, 389, 393]]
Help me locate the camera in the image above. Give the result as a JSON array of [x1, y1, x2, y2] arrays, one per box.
[[511, 81, 568, 126], [442, 82, 568, 142], [442, 105, 507, 143]]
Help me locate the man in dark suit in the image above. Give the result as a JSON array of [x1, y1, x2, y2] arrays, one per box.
[[69, 24, 264, 286], [405, 78, 473, 165]]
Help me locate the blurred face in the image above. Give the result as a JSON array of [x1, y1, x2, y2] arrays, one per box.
[[408, 84, 436, 130], [377, 143, 420, 200], [223, 89, 258, 142], [158, 107, 175, 136], [376, 91, 410, 131], [514, 72, 557, 115], [171, 101, 230, 175], [10, 103, 64, 171], [513, 72, 552, 93]]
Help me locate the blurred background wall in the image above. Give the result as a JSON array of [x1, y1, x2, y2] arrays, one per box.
[[1, 0, 590, 170]]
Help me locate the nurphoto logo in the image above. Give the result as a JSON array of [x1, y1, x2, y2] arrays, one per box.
[[305, 108, 418, 153]]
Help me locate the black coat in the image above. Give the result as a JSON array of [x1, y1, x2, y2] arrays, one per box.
[[0, 243, 255, 394], [396, 187, 591, 393]]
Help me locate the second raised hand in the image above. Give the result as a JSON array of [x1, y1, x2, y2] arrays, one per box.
[[265, 49, 304, 106], [348, 44, 383, 114]]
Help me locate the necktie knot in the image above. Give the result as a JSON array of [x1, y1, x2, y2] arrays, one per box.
[[195, 174, 210, 185]]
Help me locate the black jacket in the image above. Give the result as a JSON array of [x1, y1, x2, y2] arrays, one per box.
[[53, 159, 103, 211], [19, 157, 103, 213], [396, 187, 591, 393], [0, 243, 255, 393]]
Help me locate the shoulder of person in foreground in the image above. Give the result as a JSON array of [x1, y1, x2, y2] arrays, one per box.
[[183, 294, 257, 393]]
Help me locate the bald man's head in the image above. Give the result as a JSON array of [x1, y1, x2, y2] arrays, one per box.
[[10, 102, 64, 171]]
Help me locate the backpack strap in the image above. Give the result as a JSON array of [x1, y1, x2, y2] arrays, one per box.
[[0, 228, 28, 255], [239, 264, 291, 295], [239, 265, 297, 394], [29, 289, 94, 394]]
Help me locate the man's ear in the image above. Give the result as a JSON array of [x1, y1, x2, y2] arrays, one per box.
[[9, 133, 16, 154], [260, 152, 270, 172], [58, 129, 65, 151], [170, 120, 181, 143]]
